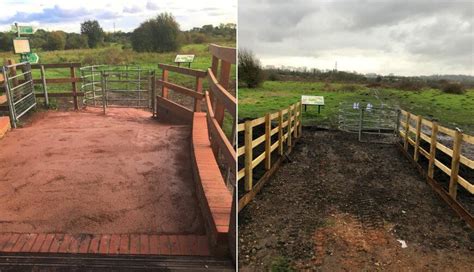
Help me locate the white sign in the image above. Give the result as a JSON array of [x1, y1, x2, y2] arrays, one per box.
[[301, 95, 324, 105], [174, 54, 195, 63]]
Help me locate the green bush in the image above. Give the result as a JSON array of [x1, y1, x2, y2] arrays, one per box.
[[238, 49, 264, 88], [442, 82, 466, 94], [131, 12, 181, 52]]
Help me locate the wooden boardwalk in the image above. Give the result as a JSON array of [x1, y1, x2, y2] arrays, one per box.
[[0, 233, 210, 256]]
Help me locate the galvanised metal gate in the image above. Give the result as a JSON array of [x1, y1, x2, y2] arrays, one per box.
[[80, 65, 155, 112], [1, 62, 36, 128], [338, 102, 400, 143]]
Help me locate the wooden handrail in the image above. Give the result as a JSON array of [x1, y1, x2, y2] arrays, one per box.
[[207, 68, 236, 119], [209, 44, 236, 65], [205, 92, 236, 170]]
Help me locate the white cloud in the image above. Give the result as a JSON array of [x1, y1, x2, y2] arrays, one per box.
[[0, 0, 236, 32]]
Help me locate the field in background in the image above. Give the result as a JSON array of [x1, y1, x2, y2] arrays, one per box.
[[239, 81, 474, 134], [0, 42, 236, 89]]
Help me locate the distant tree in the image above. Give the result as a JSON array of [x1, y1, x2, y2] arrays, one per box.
[[442, 82, 466, 94], [0, 32, 14, 52], [131, 12, 181, 52], [238, 49, 264, 88], [44, 31, 66, 51], [80, 20, 104, 48], [65, 33, 88, 49], [29, 29, 47, 49]]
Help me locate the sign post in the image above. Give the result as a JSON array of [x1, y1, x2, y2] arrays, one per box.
[[11, 23, 39, 64], [301, 95, 325, 113]]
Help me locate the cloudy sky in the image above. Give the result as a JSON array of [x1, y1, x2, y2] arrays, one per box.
[[0, 0, 236, 32], [239, 0, 473, 76]]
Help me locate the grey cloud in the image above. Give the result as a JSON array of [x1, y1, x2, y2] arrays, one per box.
[[239, 0, 474, 75], [123, 5, 143, 14], [146, 1, 159, 11]]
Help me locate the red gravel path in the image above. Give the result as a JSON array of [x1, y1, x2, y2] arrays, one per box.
[[0, 108, 204, 235]]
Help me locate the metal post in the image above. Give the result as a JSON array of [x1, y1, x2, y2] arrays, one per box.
[[101, 72, 107, 114], [358, 107, 364, 142], [137, 68, 141, 107], [2, 66, 16, 128], [92, 66, 96, 106]]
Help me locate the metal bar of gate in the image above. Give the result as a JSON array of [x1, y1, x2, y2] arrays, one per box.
[[2, 66, 16, 128]]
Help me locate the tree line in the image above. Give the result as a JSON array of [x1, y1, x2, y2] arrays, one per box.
[[0, 12, 235, 52]]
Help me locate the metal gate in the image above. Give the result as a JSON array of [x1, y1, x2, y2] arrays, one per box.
[[80, 65, 155, 112], [1, 62, 36, 128], [338, 102, 400, 143]]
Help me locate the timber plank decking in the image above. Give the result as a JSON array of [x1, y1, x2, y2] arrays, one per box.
[[0, 233, 210, 256]]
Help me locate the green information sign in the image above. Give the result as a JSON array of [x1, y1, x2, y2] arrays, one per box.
[[11, 24, 35, 35]]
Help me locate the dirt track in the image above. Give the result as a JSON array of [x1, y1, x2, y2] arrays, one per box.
[[239, 129, 473, 271], [0, 108, 204, 235]]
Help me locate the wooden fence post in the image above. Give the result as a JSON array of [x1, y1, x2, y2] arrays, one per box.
[[264, 113, 271, 170], [151, 72, 156, 117], [40, 65, 49, 107], [161, 69, 169, 98], [287, 105, 292, 149], [70, 66, 78, 110], [278, 110, 283, 155], [293, 103, 298, 138], [414, 115, 422, 161], [428, 122, 438, 178], [449, 128, 462, 199], [194, 76, 203, 112], [404, 112, 411, 150], [244, 121, 253, 192]]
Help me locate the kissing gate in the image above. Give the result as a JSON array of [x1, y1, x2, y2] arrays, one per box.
[[80, 65, 156, 112], [1, 62, 37, 128]]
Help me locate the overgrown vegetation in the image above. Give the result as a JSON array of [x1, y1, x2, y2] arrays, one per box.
[[238, 49, 264, 88]]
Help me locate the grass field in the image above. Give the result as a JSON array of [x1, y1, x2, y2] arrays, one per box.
[[0, 41, 236, 91], [239, 81, 474, 134]]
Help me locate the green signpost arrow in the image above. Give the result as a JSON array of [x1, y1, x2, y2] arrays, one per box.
[[11, 24, 35, 35]]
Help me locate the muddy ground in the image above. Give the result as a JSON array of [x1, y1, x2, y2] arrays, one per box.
[[239, 129, 473, 271], [0, 108, 204, 235]]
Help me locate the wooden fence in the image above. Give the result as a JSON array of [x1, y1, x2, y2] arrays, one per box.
[[205, 44, 237, 178], [154, 63, 206, 122], [398, 109, 474, 226], [238, 101, 303, 211]]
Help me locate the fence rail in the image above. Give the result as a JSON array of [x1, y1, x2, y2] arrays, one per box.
[[238, 101, 303, 211], [398, 109, 474, 227]]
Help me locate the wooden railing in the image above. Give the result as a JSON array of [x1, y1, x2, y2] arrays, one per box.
[[398, 109, 474, 226], [238, 101, 303, 211], [154, 64, 206, 122], [206, 44, 237, 177]]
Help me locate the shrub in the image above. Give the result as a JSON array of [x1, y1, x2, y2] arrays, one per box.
[[238, 49, 264, 88], [268, 72, 279, 81], [340, 84, 359, 92], [131, 12, 181, 52], [65, 33, 88, 49], [442, 82, 466, 94], [43, 31, 66, 51], [395, 80, 423, 91], [192, 33, 207, 44]]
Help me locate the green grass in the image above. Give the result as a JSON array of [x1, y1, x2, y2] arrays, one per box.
[[239, 81, 474, 134], [0, 42, 236, 92]]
